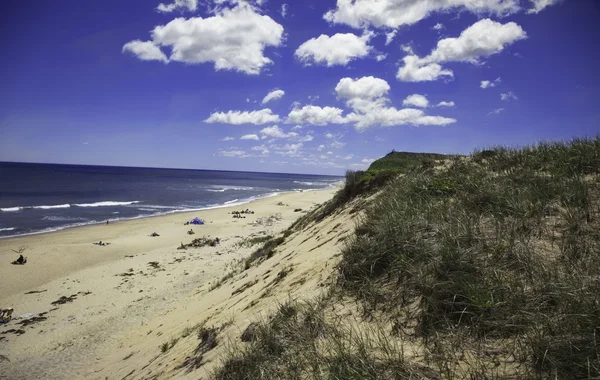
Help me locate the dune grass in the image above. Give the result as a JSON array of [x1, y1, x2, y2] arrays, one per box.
[[212, 137, 600, 379]]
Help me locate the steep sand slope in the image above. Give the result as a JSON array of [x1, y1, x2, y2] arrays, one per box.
[[89, 196, 362, 380]]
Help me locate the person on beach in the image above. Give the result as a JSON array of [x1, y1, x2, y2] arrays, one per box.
[[16, 255, 25, 264], [0, 308, 13, 323]]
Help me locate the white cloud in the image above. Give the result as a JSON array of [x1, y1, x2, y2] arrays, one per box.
[[324, 0, 521, 29], [122, 41, 168, 63], [385, 30, 397, 45], [361, 158, 375, 164], [297, 134, 314, 142], [260, 125, 289, 139], [317, 144, 325, 151], [123, 4, 284, 75], [422, 19, 527, 64], [274, 143, 304, 157], [397, 19, 526, 82], [397, 55, 454, 82], [327, 151, 333, 155], [205, 108, 280, 125], [433, 23, 445, 31], [294, 32, 373, 67], [342, 154, 353, 160], [500, 91, 518, 101], [251, 144, 268, 151], [488, 108, 505, 115], [437, 101, 455, 107], [220, 149, 249, 157], [280, 3, 288, 17], [286, 105, 347, 126], [246, 98, 250, 103], [331, 141, 346, 149], [220, 136, 235, 141], [240, 134, 260, 140], [291, 125, 303, 130], [325, 133, 334, 139], [376, 54, 387, 61], [157, 0, 197, 13], [527, 0, 559, 14], [335, 76, 390, 100], [262, 89, 285, 104], [481, 77, 502, 88], [335, 76, 456, 130], [403, 94, 429, 108]]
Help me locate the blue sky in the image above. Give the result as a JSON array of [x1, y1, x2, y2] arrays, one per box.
[[1, 0, 598, 175]]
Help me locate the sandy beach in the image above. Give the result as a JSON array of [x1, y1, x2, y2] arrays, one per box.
[[0, 187, 343, 379]]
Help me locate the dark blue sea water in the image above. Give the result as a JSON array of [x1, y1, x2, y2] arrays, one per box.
[[0, 162, 342, 238]]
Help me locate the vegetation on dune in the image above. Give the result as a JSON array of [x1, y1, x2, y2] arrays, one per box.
[[212, 137, 600, 379], [367, 150, 450, 172]]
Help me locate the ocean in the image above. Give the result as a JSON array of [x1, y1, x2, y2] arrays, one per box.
[[0, 162, 342, 238]]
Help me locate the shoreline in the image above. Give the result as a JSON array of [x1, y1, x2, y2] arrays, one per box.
[[0, 185, 339, 240]]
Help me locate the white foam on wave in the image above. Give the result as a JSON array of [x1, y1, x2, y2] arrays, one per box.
[[0, 227, 16, 232], [1, 204, 71, 212], [1, 207, 21, 212], [292, 180, 331, 186], [224, 199, 240, 205], [207, 185, 255, 192], [42, 216, 89, 222], [74, 201, 140, 207], [36, 204, 71, 210]]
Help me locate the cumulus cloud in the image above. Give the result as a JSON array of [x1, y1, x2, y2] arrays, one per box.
[[122, 41, 168, 63], [262, 89, 285, 104], [423, 19, 526, 65], [331, 141, 346, 149], [437, 101, 455, 107], [397, 55, 454, 82], [220, 136, 235, 141], [403, 94, 429, 108], [286, 105, 348, 126], [157, 0, 197, 13], [291, 125, 303, 130], [325, 133, 334, 139], [324, 0, 520, 29], [335, 76, 390, 100], [260, 125, 290, 139], [385, 30, 397, 45], [317, 144, 325, 151], [527, 0, 559, 14], [433, 23, 445, 30], [205, 109, 279, 125], [397, 19, 526, 82], [335, 76, 456, 130], [501, 91, 518, 101], [123, 4, 284, 75], [241, 134, 260, 140], [294, 32, 373, 67], [488, 108, 505, 115], [481, 77, 502, 88]]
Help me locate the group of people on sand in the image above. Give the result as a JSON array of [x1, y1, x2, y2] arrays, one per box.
[[231, 209, 254, 219]]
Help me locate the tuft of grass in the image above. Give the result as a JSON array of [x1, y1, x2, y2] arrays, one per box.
[[244, 236, 285, 269], [160, 337, 179, 353]]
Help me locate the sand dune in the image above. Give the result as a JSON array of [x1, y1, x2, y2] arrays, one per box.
[[0, 188, 346, 380]]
